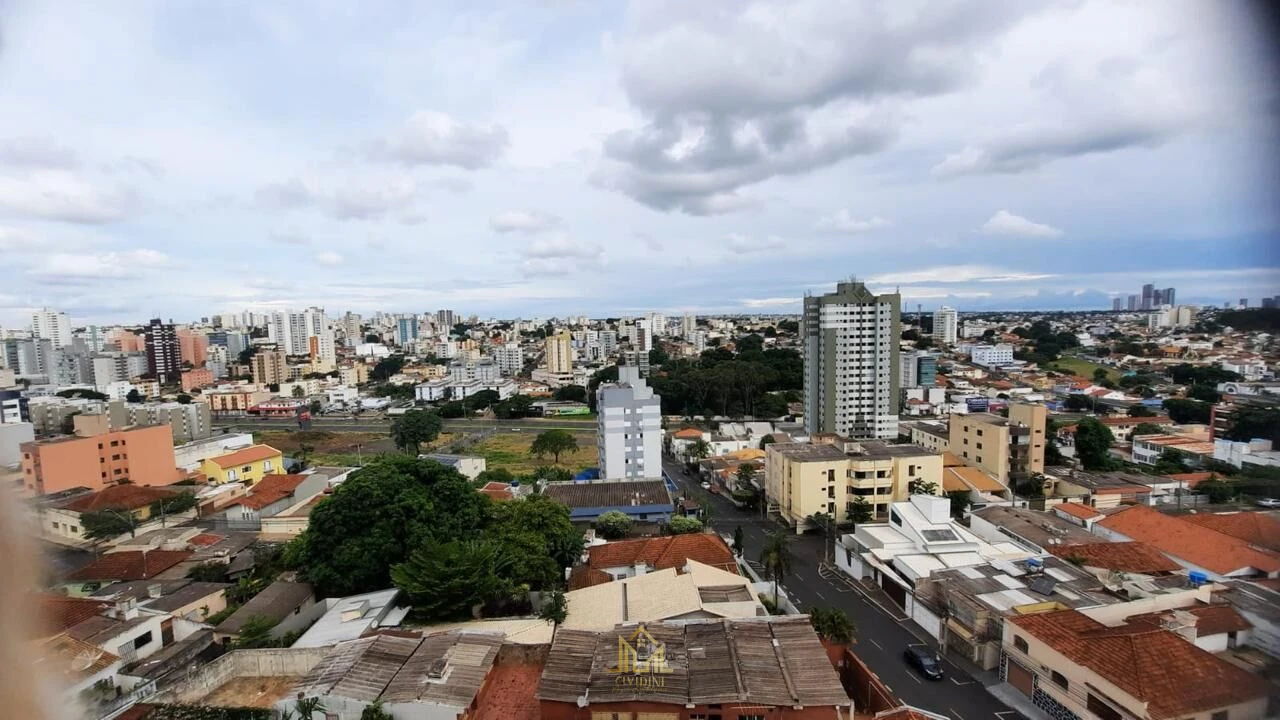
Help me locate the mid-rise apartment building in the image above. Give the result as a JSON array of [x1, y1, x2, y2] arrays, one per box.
[[948, 403, 1046, 485], [251, 349, 288, 387], [492, 343, 523, 376], [145, 318, 182, 384], [765, 439, 942, 529], [900, 351, 937, 389], [76, 400, 214, 444], [448, 359, 499, 383], [32, 308, 73, 349], [597, 364, 661, 480], [802, 281, 900, 440], [545, 331, 573, 374], [932, 306, 957, 345], [970, 344, 1015, 368], [19, 424, 182, 495]]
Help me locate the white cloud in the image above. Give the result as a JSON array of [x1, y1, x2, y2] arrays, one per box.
[[0, 172, 138, 224], [816, 210, 891, 233], [316, 251, 343, 266], [366, 111, 509, 170], [979, 210, 1064, 238], [867, 265, 1056, 285], [255, 177, 420, 221], [0, 137, 81, 169], [520, 234, 604, 276], [490, 210, 561, 234], [725, 233, 784, 254], [27, 248, 169, 280], [740, 297, 800, 309]]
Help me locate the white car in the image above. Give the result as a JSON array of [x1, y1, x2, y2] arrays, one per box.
[[1256, 498, 1280, 509], [700, 481, 712, 490]]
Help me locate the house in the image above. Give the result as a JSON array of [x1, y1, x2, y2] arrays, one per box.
[[1046, 541, 1183, 576], [966, 505, 1103, 555], [667, 426, 709, 458], [35, 633, 124, 710], [212, 580, 320, 643], [1181, 510, 1280, 552], [941, 465, 1010, 505], [561, 560, 763, 630], [420, 453, 486, 481], [542, 479, 673, 525], [216, 472, 328, 530], [66, 601, 167, 665], [1094, 505, 1280, 580], [66, 550, 194, 589], [290, 588, 411, 648], [477, 481, 514, 501], [40, 484, 196, 545], [537, 617, 851, 720], [1220, 580, 1280, 658], [91, 579, 231, 623], [567, 534, 739, 590], [1003, 609, 1269, 720], [1131, 433, 1215, 467], [198, 444, 284, 485]]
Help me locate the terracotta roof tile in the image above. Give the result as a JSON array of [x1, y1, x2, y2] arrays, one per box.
[[36, 633, 120, 682], [1009, 609, 1269, 719], [37, 594, 109, 636], [66, 550, 194, 582], [1126, 604, 1253, 636], [1053, 502, 1103, 521], [1181, 511, 1280, 552], [223, 473, 307, 510], [943, 466, 1005, 492], [205, 444, 281, 468], [1047, 542, 1182, 573], [673, 427, 705, 439], [479, 482, 514, 501], [473, 662, 542, 720], [1097, 505, 1280, 576], [188, 533, 224, 546], [59, 485, 182, 513], [581, 535, 738, 581], [1162, 471, 1216, 488]]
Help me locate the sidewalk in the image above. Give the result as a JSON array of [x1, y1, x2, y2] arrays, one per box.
[[988, 683, 1052, 720]]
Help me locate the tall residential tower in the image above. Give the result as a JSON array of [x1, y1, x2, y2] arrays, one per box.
[[803, 281, 900, 440], [597, 364, 662, 479], [932, 306, 957, 346]]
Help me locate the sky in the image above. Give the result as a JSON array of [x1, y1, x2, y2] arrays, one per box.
[[1, 0, 1278, 327]]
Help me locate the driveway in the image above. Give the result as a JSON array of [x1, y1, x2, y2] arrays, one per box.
[[663, 457, 1023, 720]]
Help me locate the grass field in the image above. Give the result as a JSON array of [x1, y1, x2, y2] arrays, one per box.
[[467, 431, 597, 474], [1050, 355, 1121, 382], [255, 430, 457, 457]]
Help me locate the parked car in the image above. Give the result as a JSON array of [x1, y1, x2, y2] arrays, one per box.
[[903, 645, 944, 680], [1256, 498, 1280, 508], [700, 481, 712, 490]]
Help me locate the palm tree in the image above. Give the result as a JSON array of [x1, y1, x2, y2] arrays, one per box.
[[759, 530, 791, 607], [685, 438, 711, 469], [810, 607, 856, 645]]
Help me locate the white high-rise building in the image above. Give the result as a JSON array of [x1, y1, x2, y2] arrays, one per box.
[[267, 308, 327, 356], [494, 343, 523, 377], [681, 312, 697, 339], [597, 364, 662, 480], [32, 308, 72, 349], [932, 306, 957, 346], [648, 312, 666, 338], [802, 281, 900, 440], [312, 331, 337, 370], [545, 331, 573, 374]]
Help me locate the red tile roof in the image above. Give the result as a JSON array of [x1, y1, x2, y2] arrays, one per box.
[[205, 444, 281, 468], [1162, 471, 1216, 488], [1181, 511, 1280, 552], [1009, 609, 1269, 719], [479, 481, 514, 501], [1097, 505, 1280, 576], [1047, 542, 1182, 573], [673, 427, 705, 440], [1126, 604, 1253, 636], [575, 534, 738, 590], [188, 533, 225, 546], [37, 594, 108, 636], [223, 474, 307, 510], [59, 485, 181, 513], [1054, 502, 1103, 521], [66, 550, 193, 582], [472, 662, 542, 720]]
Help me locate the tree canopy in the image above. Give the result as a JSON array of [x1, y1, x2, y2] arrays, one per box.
[[552, 385, 588, 403], [1163, 398, 1211, 424], [1074, 417, 1117, 470], [390, 410, 443, 455], [667, 516, 703, 534], [530, 429, 579, 464], [809, 607, 855, 645], [595, 510, 633, 539]]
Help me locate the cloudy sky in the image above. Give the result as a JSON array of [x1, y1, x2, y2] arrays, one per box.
[[1, 0, 1278, 327]]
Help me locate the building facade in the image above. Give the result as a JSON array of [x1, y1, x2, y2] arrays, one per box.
[[932, 306, 957, 346], [948, 403, 1046, 485], [32, 308, 73, 349], [803, 281, 900, 440], [19, 424, 182, 495], [597, 364, 662, 479], [145, 319, 182, 384], [545, 330, 573, 374], [251, 349, 288, 387]]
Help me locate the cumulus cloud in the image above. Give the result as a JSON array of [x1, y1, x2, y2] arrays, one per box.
[[0, 172, 138, 224], [931, 120, 1177, 177], [269, 231, 311, 246], [725, 233, 784, 254], [27, 248, 169, 280], [255, 177, 419, 221], [740, 297, 800, 309], [816, 210, 891, 233], [315, 251, 343, 267], [490, 210, 561, 234], [0, 137, 81, 169], [979, 210, 1064, 238], [366, 111, 509, 170], [866, 265, 1055, 285], [520, 234, 604, 276]]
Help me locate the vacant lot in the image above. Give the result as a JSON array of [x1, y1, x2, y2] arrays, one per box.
[[1050, 355, 1121, 382], [467, 431, 597, 474], [255, 429, 458, 467]]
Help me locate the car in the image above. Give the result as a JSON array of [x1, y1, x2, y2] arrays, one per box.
[[700, 481, 712, 490], [903, 645, 944, 680], [1256, 498, 1280, 508]]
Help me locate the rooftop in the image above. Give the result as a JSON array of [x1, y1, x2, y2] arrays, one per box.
[[204, 444, 282, 468], [1181, 511, 1280, 552], [1047, 541, 1183, 574], [36, 594, 109, 637], [562, 560, 760, 630], [66, 550, 194, 583], [1097, 505, 1280, 576], [942, 466, 1006, 493], [215, 581, 313, 634], [542, 479, 671, 510], [34, 633, 120, 683], [141, 582, 231, 613], [570, 534, 738, 590], [767, 442, 848, 461], [1009, 609, 1269, 719], [1053, 502, 1103, 521], [537, 617, 849, 708], [971, 505, 1103, 550], [922, 556, 1114, 613], [224, 473, 309, 510], [58, 485, 183, 513], [291, 588, 407, 649], [1124, 603, 1253, 636]]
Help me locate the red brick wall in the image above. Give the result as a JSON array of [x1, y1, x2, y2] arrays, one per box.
[[839, 649, 900, 716]]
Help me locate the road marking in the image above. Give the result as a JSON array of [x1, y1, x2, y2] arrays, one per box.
[[950, 709, 966, 720], [994, 712, 1018, 719], [950, 677, 974, 686], [814, 589, 827, 601], [905, 673, 921, 684], [868, 638, 883, 650]]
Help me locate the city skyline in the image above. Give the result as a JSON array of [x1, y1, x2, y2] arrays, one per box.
[[0, 2, 1278, 326]]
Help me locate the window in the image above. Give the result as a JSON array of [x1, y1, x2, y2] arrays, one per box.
[[132, 631, 153, 650], [70, 526, 78, 533], [263, 460, 273, 471], [97, 443, 104, 450], [1211, 712, 1229, 720], [739, 715, 766, 720], [975, 443, 982, 450], [977, 429, 984, 437], [1013, 635, 1028, 653], [1087, 694, 1122, 720], [1050, 671, 1068, 690], [908, 464, 916, 475], [112, 454, 121, 461], [110, 440, 119, 447], [890, 510, 902, 526], [242, 465, 252, 472]]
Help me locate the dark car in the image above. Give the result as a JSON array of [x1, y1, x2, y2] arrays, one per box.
[[903, 645, 945, 680]]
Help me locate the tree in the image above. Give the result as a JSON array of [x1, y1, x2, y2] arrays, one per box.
[[1064, 394, 1096, 412], [175, 393, 193, 404], [126, 389, 144, 403], [908, 479, 939, 496], [292, 385, 305, 398], [438, 400, 465, 418], [759, 531, 791, 606], [488, 494, 584, 582], [552, 385, 588, 403], [735, 463, 758, 488], [150, 492, 198, 525], [1163, 398, 1211, 424], [1152, 449, 1191, 475], [371, 355, 406, 382], [915, 336, 935, 350], [732, 526, 745, 556], [232, 616, 279, 649], [295, 443, 315, 470], [649, 345, 670, 367], [309, 399, 322, 414], [56, 388, 109, 401], [187, 562, 229, 583], [668, 516, 703, 534], [1223, 406, 1280, 443], [684, 439, 711, 468], [465, 389, 502, 411], [809, 607, 856, 645], [390, 410, 443, 455], [530, 429, 579, 464], [1187, 384, 1221, 403], [1092, 368, 1109, 382], [846, 496, 873, 524], [1196, 478, 1234, 504], [595, 510, 633, 540], [81, 508, 140, 540], [901, 329, 920, 341], [1131, 422, 1166, 437], [1074, 417, 1116, 470], [759, 434, 777, 450], [365, 333, 380, 343], [360, 700, 395, 720], [474, 468, 515, 487], [295, 455, 489, 596], [1128, 405, 1156, 417], [539, 589, 568, 625], [293, 696, 326, 720], [947, 490, 971, 518], [805, 512, 835, 535], [391, 540, 512, 621]]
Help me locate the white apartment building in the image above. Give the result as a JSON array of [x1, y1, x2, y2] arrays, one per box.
[[493, 343, 523, 377], [803, 281, 901, 440], [597, 365, 662, 480], [932, 306, 957, 346], [267, 308, 326, 356], [32, 308, 73, 349], [970, 344, 1015, 368], [681, 313, 697, 339], [448, 359, 500, 384], [648, 312, 666, 338]]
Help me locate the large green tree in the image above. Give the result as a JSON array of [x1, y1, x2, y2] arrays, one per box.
[[809, 607, 856, 645], [1163, 398, 1211, 424], [390, 410, 443, 455], [295, 456, 489, 596], [1074, 417, 1116, 471], [553, 385, 588, 403], [81, 509, 141, 540], [391, 540, 512, 621], [530, 429, 579, 464], [595, 510, 633, 539], [488, 494, 584, 585]]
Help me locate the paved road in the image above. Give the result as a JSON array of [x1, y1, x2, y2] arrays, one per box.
[[663, 458, 1021, 720]]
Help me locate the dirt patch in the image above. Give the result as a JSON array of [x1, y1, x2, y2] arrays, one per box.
[[255, 430, 457, 456], [197, 675, 302, 708]]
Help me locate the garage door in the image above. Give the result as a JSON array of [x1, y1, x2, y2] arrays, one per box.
[[1006, 658, 1035, 698]]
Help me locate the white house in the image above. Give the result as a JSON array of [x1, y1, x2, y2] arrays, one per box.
[[290, 588, 410, 649], [326, 386, 359, 405]]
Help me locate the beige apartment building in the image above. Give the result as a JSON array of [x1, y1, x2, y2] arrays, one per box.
[[545, 330, 573, 374], [766, 439, 942, 531], [948, 403, 1046, 485], [251, 349, 288, 386]]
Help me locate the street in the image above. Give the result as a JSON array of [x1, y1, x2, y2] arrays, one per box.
[[662, 457, 1021, 720]]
